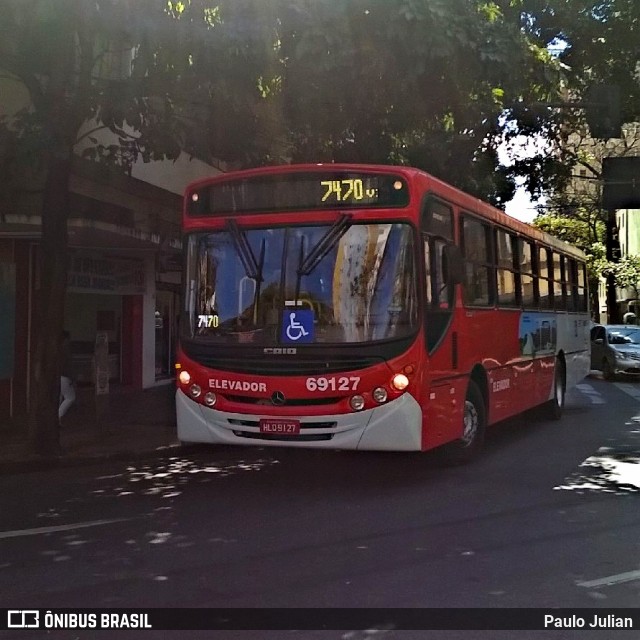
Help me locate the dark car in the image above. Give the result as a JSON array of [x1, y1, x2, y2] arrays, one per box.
[[590, 324, 640, 380]]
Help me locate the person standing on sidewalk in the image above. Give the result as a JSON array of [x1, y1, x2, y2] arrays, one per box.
[[59, 330, 76, 426]]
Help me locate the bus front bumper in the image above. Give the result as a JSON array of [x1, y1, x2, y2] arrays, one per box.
[[176, 390, 423, 451]]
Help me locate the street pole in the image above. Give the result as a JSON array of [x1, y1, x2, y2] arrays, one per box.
[[605, 208, 621, 324]]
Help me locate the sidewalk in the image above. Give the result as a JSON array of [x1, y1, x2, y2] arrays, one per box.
[[0, 383, 180, 474]]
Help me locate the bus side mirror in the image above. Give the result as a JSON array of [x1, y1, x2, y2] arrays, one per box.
[[443, 244, 464, 285]]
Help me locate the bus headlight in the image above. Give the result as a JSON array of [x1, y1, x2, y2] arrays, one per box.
[[189, 384, 202, 398], [178, 370, 191, 385], [203, 392, 217, 407], [372, 387, 388, 403], [391, 373, 409, 391], [350, 395, 365, 411]]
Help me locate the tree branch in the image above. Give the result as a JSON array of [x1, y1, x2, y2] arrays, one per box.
[[74, 124, 109, 146]]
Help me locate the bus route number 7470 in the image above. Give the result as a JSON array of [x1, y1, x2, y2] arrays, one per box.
[[306, 376, 360, 392]]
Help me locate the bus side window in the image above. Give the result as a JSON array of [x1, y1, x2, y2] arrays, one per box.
[[460, 215, 494, 307], [424, 238, 450, 309], [518, 239, 536, 308], [553, 252, 565, 310], [422, 198, 455, 353], [496, 229, 518, 307], [538, 246, 551, 310], [578, 263, 587, 312], [568, 258, 579, 312]]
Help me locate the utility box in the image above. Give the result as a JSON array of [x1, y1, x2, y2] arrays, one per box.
[[586, 84, 622, 139], [603, 157, 640, 210]]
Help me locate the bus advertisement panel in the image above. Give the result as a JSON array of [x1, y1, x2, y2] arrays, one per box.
[[175, 164, 590, 462]]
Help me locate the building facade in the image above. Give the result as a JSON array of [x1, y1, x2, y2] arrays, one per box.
[[562, 124, 640, 322], [0, 154, 219, 423]]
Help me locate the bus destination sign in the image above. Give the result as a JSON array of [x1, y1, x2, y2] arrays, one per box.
[[187, 172, 409, 216]]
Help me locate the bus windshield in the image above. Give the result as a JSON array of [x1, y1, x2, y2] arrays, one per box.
[[182, 222, 418, 345]]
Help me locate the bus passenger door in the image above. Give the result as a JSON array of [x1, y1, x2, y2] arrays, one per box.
[[421, 197, 462, 447]]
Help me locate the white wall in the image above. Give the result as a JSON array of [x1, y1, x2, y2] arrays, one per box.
[[75, 120, 222, 195], [131, 152, 221, 195]]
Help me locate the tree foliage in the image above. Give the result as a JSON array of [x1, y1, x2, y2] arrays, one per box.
[[263, 0, 570, 205], [607, 255, 640, 303], [523, 0, 640, 124], [0, 0, 276, 453]]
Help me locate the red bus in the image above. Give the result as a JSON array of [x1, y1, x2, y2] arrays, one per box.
[[176, 164, 590, 462]]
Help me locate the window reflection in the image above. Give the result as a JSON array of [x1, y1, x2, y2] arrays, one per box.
[[183, 223, 418, 345]]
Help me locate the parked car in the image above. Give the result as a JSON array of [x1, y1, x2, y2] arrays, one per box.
[[590, 324, 640, 380]]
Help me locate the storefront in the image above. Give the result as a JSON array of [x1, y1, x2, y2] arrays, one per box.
[[65, 251, 147, 386], [0, 230, 182, 422], [0, 155, 209, 423]]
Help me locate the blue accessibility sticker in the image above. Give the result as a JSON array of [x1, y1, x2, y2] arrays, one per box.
[[281, 309, 315, 343]]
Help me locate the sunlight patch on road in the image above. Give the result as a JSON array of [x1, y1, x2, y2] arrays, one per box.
[[554, 448, 640, 494], [575, 383, 606, 404], [147, 531, 172, 544], [577, 569, 640, 588], [111, 456, 281, 498]]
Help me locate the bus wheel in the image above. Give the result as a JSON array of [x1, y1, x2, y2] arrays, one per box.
[[442, 380, 486, 465], [544, 357, 565, 420]]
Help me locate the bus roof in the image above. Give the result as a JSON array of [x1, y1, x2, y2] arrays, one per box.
[[185, 163, 587, 261]]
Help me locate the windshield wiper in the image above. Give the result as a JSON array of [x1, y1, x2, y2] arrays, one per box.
[[297, 213, 352, 276], [226, 219, 263, 282], [294, 213, 352, 303], [226, 219, 265, 324]]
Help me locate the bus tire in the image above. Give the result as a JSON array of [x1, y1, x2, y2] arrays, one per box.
[[442, 380, 486, 465], [544, 357, 565, 420]]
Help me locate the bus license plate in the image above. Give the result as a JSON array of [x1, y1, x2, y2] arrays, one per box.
[[259, 418, 301, 435]]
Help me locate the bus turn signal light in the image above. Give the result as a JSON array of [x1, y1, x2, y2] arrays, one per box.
[[391, 373, 409, 391]]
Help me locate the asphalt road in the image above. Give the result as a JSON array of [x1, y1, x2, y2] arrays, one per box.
[[1, 375, 639, 640]]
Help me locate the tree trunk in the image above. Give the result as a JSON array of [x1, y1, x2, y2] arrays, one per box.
[[27, 153, 72, 456], [24, 0, 81, 456]]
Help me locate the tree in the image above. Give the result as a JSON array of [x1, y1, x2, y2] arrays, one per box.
[[0, 0, 277, 454], [608, 255, 640, 312], [264, 0, 571, 206], [523, 0, 640, 128]]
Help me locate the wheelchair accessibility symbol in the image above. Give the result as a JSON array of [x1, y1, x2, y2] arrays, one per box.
[[281, 309, 314, 343]]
